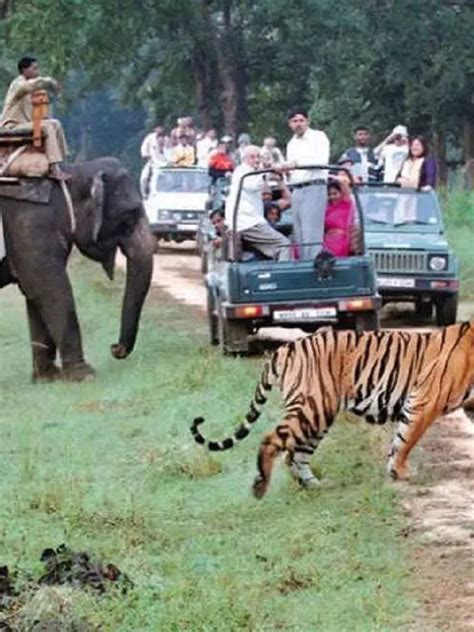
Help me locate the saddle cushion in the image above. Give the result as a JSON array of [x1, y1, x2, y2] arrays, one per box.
[[0, 146, 48, 178]]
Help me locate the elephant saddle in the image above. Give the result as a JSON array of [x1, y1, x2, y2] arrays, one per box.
[[0, 91, 49, 179]]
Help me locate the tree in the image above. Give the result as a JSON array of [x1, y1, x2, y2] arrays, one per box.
[[1, 0, 472, 174]]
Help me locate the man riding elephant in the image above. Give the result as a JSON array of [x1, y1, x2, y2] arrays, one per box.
[[0, 56, 68, 180]]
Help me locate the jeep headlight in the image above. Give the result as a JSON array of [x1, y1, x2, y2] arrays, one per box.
[[159, 210, 171, 220], [428, 255, 447, 271]]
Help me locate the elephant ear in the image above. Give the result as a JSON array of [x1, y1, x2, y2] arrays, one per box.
[[89, 171, 105, 242]]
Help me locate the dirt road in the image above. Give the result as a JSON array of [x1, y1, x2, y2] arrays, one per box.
[[126, 244, 474, 630]]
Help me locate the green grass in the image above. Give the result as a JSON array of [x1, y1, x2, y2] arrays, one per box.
[[441, 188, 474, 299], [0, 258, 417, 631]]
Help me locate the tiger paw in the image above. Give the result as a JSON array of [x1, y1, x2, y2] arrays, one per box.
[[388, 462, 410, 481], [252, 476, 268, 500], [299, 476, 321, 489]]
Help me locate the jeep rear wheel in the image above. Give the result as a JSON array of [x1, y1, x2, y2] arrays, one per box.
[[435, 294, 458, 327], [354, 310, 379, 332], [217, 298, 249, 355]]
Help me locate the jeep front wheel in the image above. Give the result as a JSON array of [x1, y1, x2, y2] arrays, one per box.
[[354, 310, 379, 332], [416, 298, 433, 320], [435, 294, 458, 326]]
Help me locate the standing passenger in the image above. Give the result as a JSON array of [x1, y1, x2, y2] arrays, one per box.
[[196, 129, 218, 167], [171, 133, 195, 167], [286, 106, 330, 259], [341, 126, 378, 182], [374, 125, 409, 183]]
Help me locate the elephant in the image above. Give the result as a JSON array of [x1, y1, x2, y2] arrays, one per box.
[[0, 157, 155, 382]]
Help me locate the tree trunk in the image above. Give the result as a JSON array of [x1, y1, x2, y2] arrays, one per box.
[[192, 51, 214, 131], [216, 54, 239, 135], [0, 0, 15, 19], [432, 130, 448, 187], [462, 115, 474, 163]]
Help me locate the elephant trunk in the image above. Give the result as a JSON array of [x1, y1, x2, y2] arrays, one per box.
[[111, 215, 154, 359]]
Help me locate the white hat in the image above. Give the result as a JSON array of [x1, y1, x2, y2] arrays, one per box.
[[392, 125, 408, 137]]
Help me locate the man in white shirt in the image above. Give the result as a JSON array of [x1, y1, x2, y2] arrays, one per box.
[[374, 125, 409, 183], [140, 125, 168, 196], [196, 129, 218, 167], [225, 145, 290, 260], [285, 106, 330, 259], [140, 125, 167, 165]]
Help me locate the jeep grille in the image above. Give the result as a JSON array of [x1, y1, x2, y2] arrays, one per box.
[[371, 250, 426, 273]]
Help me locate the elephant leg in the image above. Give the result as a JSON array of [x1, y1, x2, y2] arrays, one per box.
[[31, 271, 95, 382], [0, 258, 15, 288], [26, 299, 60, 382]]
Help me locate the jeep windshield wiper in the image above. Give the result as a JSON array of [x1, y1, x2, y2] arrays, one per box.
[[365, 217, 392, 224], [393, 219, 433, 226]]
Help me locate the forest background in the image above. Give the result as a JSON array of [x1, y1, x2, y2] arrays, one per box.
[[0, 0, 473, 182]]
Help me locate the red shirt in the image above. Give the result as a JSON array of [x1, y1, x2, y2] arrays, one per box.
[[209, 152, 234, 171]]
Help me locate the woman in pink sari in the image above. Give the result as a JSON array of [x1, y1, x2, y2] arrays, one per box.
[[322, 178, 354, 257]]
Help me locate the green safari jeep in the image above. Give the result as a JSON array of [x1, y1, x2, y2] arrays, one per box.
[[206, 166, 381, 354], [358, 185, 459, 325]]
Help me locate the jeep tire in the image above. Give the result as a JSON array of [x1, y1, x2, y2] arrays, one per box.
[[354, 310, 380, 332], [416, 297, 433, 320], [435, 293, 458, 327], [217, 298, 249, 355]]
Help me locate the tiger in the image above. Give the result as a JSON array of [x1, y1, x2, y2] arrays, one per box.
[[191, 321, 474, 499]]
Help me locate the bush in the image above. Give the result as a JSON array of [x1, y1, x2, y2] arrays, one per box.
[[440, 187, 474, 229]]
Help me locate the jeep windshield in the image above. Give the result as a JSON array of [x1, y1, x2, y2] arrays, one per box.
[[358, 186, 442, 230], [155, 169, 210, 193]]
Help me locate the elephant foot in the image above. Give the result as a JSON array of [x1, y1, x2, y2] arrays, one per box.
[[32, 364, 62, 384], [110, 343, 129, 360], [61, 362, 96, 383]]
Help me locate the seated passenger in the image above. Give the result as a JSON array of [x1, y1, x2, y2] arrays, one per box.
[[209, 209, 226, 249], [264, 201, 282, 226], [0, 56, 68, 179], [322, 178, 354, 257], [225, 145, 290, 261]]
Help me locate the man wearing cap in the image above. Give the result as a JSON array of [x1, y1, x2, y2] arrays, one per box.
[[374, 125, 409, 183], [341, 126, 378, 182], [285, 106, 330, 259]]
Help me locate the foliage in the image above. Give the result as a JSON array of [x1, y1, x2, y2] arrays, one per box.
[[442, 187, 474, 299], [0, 258, 417, 630], [0, 0, 473, 164]]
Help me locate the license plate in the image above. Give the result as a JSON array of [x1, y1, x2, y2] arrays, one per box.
[[177, 223, 198, 232], [378, 277, 416, 288], [273, 307, 337, 322]]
